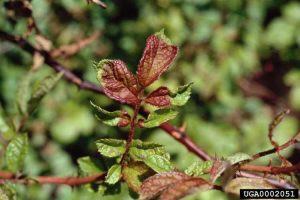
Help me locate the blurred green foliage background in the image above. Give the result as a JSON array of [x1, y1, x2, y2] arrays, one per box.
[[1, 0, 300, 199]]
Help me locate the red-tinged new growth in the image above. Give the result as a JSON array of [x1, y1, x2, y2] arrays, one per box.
[[140, 172, 191, 200], [139, 172, 213, 200], [137, 32, 178, 88], [97, 59, 139, 105], [96, 31, 178, 167], [159, 179, 211, 200], [144, 86, 171, 107]]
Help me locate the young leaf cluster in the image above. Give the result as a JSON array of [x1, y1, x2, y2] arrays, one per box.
[[92, 30, 192, 129], [89, 31, 192, 197]]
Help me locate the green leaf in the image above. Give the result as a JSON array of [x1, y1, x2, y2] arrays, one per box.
[[101, 182, 121, 196], [95, 139, 126, 158], [226, 152, 252, 165], [0, 113, 10, 134], [90, 101, 121, 126], [96, 184, 108, 196], [0, 184, 17, 200], [185, 160, 213, 177], [89, 183, 122, 196], [143, 155, 174, 173], [5, 134, 29, 172], [170, 83, 193, 106], [17, 71, 33, 115], [123, 162, 150, 192], [90, 101, 130, 127], [78, 157, 105, 194], [129, 140, 170, 161], [105, 164, 122, 185], [224, 177, 276, 195], [28, 72, 63, 114], [143, 109, 178, 128], [131, 140, 164, 149], [77, 156, 104, 176]]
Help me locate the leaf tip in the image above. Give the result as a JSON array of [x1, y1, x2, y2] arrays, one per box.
[[89, 100, 99, 110], [95, 59, 109, 82], [155, 29, 172, 45]]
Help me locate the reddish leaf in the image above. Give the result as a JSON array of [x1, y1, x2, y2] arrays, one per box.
[[140, 171, 212, 200], [97, 59, 139, 105], [139, 172, 190, 200], [159, 178, 212, 200], [137, 32, 178, 88], [144, 86, 171, 107]]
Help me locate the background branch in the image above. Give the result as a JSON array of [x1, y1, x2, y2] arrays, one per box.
[[240, 163, 300, 174], [252, 132, 300, 160], [0, 171, 106, 186]]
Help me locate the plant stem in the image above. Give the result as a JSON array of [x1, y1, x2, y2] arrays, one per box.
[[0, 171, 106, 186], [120, 98, 142, 167], [240, 163, 300, 174], [158, 122, 212, 161], [251, 132, 300, 160], [237, 171, 297, 190]]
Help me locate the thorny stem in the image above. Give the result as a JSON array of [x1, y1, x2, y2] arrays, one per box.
[[120, 90, 143, 167], [240, 163, 300, 174], [236, 132, 300, 176], [158, 122, 212, 160]]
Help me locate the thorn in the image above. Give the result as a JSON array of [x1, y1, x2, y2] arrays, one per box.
[[267, 159, 272, 167], [178, 122, 186, 132]]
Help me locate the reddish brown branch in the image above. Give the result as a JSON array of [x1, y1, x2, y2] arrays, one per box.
[[240, 163, 300, 174], [0, 29, 211, 162], [50, 31, 101, 58], [252, 132, 300, 160], [159, 123, 212, 161], [0, 30, 104, 94], [267, 109, 291, 163], [0, 171, 106, 186]]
